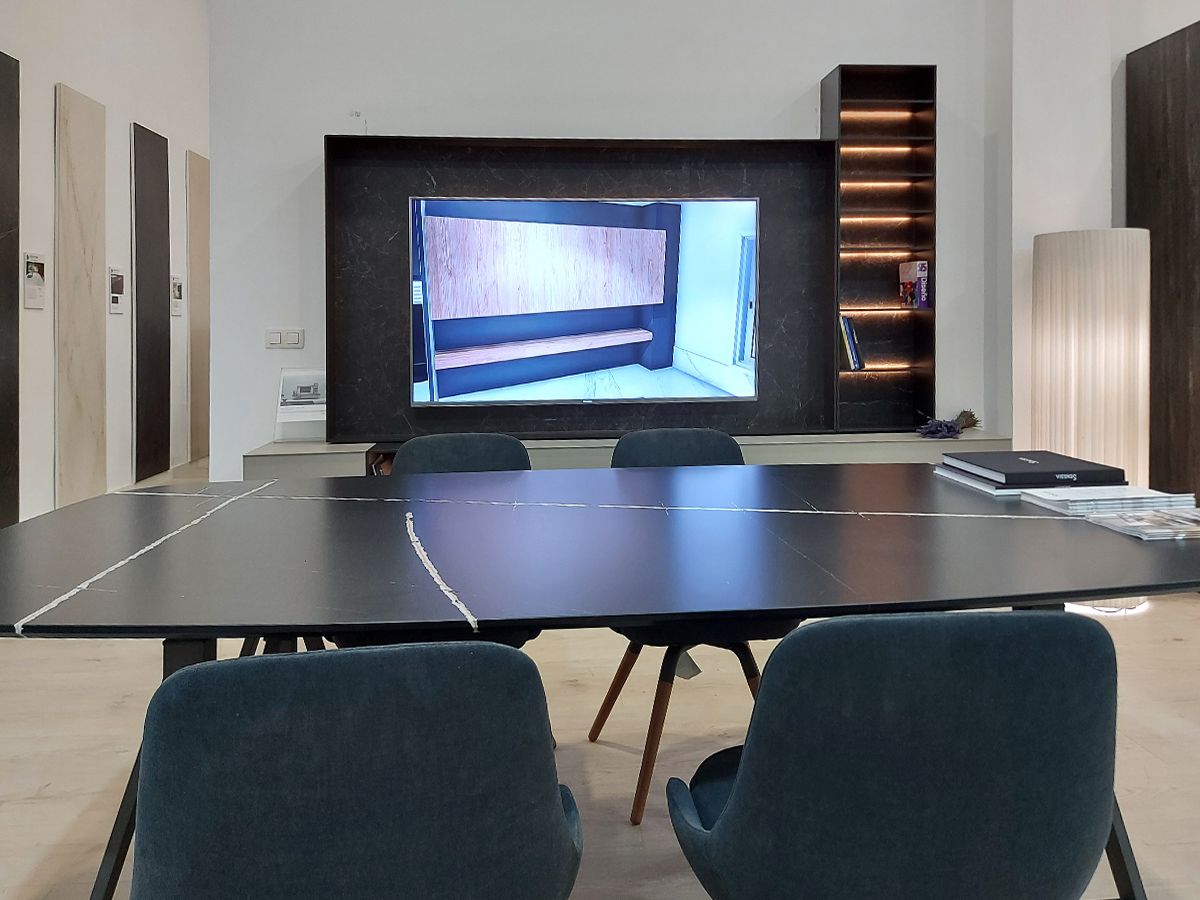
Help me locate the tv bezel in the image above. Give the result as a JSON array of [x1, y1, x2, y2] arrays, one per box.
[[408, 195, 761, 408]]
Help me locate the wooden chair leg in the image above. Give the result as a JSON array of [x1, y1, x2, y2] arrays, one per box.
[[238, 637, 260, 657], [589, 643, 643, 742], [725, 642, 762, 699], [630, 646, 684, 826]]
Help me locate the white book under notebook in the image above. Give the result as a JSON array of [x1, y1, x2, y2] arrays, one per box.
[[1021, 486, 1196, 516], [933, 465, 1024, 497]]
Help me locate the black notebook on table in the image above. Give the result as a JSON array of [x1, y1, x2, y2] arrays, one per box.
[[941, 451, 1126, 487]]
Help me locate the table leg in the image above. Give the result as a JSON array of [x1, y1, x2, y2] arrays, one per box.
[[89, 638, 216, 900], [1107, 798, 1148, 900]]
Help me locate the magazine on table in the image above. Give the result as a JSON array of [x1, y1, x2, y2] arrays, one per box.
[[1087, 508, 1200, 541]]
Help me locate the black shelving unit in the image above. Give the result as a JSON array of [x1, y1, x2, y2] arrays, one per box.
[[821, 65, 937, 432]]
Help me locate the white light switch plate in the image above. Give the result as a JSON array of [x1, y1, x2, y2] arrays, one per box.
[[266, 329, 305, 349]]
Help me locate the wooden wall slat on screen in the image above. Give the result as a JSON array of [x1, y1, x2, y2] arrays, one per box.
[[0, 53, 18, 525], [423, 217, 666, 321], [132, 124, 171, 483], [186, 151, 210, 462], [54, 84, 108, 507]]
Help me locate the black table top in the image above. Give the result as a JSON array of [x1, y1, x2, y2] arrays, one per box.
[[2, 463, 1198, 639]]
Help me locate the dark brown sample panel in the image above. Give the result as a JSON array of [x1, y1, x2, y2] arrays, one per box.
[[132, 124, 171, 482], [1128, 21, 1200, 493], [0, 53, 18, 525]]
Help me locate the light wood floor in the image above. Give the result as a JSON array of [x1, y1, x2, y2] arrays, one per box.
[[1, 598, 1199, 899]]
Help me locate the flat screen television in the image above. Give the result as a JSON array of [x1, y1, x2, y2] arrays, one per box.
[[410, 198, 758, 405]]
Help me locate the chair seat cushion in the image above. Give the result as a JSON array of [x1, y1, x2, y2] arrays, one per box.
[[689, 745, 744, 830], [616, 618, 801, 648]]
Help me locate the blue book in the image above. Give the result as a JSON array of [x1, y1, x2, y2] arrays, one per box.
[[839, 315, 864, 370]]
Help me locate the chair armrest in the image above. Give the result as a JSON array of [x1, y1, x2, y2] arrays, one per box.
[[666, 777, 709, 836], [559, 784, 584, 857]]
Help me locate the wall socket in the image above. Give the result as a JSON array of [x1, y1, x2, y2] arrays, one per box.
[[266, 329, 305, 349]]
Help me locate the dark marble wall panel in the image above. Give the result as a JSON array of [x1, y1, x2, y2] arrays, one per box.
[[1128, 21, 1200, 493], [837, 372, 919, 431], [326, 137, 837, 442], [132, 124, 171, 481], [0, 53, 18, 525]]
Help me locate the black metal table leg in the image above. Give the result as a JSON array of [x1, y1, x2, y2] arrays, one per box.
[[89, 638, 216, 900], [1107, 798, 1148, 900], [88, 752, 139, 900]]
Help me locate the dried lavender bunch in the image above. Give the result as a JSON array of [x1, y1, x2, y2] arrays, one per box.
[[918, 418, 963, 439]]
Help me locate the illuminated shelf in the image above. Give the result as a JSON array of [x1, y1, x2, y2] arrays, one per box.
[[840, 306, 931, 314], [840, 174, 931, 182], [839, 247, 932, 257], [839, 208, 935, 216], [840, 98, 936, 106], [840, 136, 935, 145], [840, 364, 934, 375]]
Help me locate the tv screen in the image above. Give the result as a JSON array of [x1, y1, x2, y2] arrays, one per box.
[[410, 198, 758, 405]]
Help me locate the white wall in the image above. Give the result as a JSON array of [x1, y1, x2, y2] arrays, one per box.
[[3, 0, 209, 519], [209, 0, 1003, 481], [1007, 0, 1199, 447]]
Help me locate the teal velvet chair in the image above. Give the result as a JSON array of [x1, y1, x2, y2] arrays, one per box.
[[132, 643, 582, 899], [391, 432, 531, 475], [667, 612, 1118, 900], [337, 431, 536, 649], [591, 428, 801, 824]]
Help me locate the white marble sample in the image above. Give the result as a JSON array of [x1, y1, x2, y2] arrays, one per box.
[[54, 84, 107, 507]]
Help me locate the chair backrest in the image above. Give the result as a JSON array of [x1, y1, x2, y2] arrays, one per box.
[[707, 612, 1117, 900], [392, 432, 531, 475], [610, 428, 744, 468], [131, 643, 581, 900]]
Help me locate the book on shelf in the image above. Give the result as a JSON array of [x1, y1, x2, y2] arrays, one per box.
[[839, 315, 865, 371], [941, 450, 1126, 488], [899, 260, 930, 308], [1087, 508, 1200, 541], [1021, 486, 1195, 516]]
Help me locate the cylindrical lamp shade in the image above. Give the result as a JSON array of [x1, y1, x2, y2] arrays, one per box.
[[1032, 229, 1150, 486]]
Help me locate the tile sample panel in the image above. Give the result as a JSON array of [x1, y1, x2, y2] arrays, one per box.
[[54, 84, 107, 506], [132, 124, 170, 482]]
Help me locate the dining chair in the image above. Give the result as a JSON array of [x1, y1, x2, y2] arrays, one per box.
[[391, 432, 532, 475], [334, 431, 537, 649], [132, 642, 583, 899], [590, 427, 801, 824], [667, 611, 1118, 900]]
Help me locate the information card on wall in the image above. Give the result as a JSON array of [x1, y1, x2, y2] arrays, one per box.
[[170, 274, 183, 317], [23, 253, 46, 310], [109, 267, 126, 315]]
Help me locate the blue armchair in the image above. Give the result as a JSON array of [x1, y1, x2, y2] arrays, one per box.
[[132, 642, 582, 899], [667, 612, 1117, 900], [391, 432, 531, 474]]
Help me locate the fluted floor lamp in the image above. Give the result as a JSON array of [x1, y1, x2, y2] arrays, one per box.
[[1032, 228, 1151, 614], [1032, 228, 1151, 486]]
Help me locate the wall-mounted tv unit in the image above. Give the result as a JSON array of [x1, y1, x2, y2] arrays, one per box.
[[410, 198, 758, 405]]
